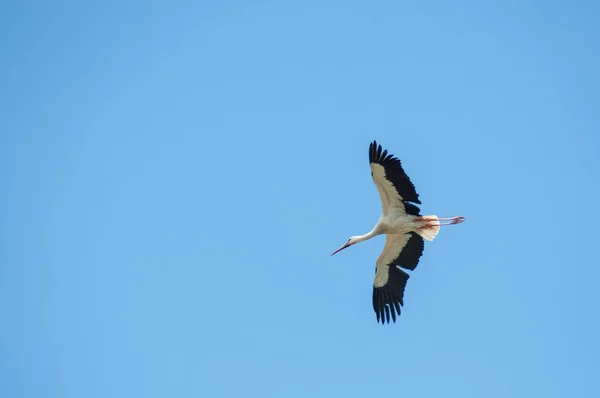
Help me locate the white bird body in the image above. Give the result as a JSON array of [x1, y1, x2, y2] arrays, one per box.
[[331, 141, 465, 324]]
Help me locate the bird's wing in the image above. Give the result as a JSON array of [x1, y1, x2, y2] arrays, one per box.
[[372, 232, 425, 324], [369, 140, 421, 216]]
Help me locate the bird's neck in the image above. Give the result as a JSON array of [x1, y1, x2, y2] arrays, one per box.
[[354, 225, 382, 243]]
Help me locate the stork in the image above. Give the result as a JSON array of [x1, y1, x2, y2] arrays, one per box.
[[331, 140, 465, 324]]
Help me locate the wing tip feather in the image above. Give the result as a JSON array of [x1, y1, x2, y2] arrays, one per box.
[[372, 266, 410, 324]]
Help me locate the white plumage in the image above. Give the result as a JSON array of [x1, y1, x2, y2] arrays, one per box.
[[331, 141, 465, 324]]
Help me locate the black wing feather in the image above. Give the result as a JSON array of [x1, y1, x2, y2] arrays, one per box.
[[372, 266, 410, 324], [391, 232, 425, 271], [403, 202, 421, 216], [369, 140, 421, 205]]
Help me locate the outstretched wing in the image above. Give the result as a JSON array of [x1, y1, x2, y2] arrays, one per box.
[[369, 140, 421, 216], [372, 232, 425, 324]]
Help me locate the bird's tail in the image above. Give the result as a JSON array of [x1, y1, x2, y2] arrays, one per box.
[[416, 215, 440, 241]]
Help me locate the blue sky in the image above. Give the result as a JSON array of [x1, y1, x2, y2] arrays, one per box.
[[1, 1, 599, 397]]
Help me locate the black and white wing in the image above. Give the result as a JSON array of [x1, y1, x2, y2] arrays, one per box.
[[369, 140, 421, 216], [373, 232, 425, 324]]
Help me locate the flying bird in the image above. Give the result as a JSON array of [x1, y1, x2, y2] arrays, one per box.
[[331, 140, 465, 324]]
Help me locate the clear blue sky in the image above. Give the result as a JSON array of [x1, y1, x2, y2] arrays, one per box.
[[2, 1, 599, 397]]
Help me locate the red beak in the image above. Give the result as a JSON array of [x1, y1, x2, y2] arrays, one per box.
[[331, 242, 351, 256]]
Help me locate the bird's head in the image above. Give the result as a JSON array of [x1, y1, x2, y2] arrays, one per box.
[[331, 236, 359, 256]]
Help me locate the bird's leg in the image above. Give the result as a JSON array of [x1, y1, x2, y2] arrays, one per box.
[[436, 216, 466, 225], [438, 216, 466, 225], [417, 216, 465, 228]]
